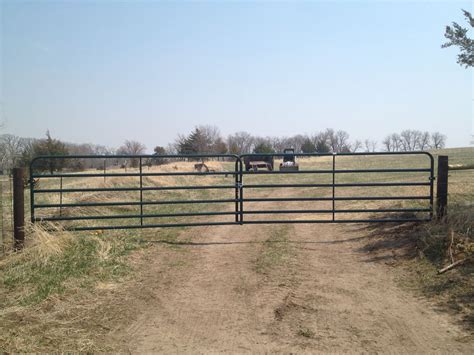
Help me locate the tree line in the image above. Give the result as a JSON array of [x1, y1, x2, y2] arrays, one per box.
[[164, 126, 445, 156], [0, 127, 447, 174]]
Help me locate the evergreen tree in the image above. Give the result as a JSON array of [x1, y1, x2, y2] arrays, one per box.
[[253, 142, 274, 154], [315, 140, 330, 153], [442, 10, 474, 68], [30, 131, 69, 173], [301, 139, 316, 153]]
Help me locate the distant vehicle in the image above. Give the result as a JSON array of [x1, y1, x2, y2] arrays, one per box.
[[243, 155, 274, 172], [279, 148, 299, 171]]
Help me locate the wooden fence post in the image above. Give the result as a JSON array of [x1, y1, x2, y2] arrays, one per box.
[[13, 168, 25, 250], [436, 156, 448, 219]]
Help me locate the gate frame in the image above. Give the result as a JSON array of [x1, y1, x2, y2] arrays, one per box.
[[29, 151, 434, 230], [238, 151, 434, 224]]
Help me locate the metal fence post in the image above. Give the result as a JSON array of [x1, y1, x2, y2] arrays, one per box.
[[13, 167, 25, 250], [436, 155, 448, 219]]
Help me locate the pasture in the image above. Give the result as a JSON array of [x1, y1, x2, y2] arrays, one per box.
[[0, 147, 472, 352]]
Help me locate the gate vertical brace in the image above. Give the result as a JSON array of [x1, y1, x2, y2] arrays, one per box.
[[429, 154, 435, 220], [59, 177, 63, 217], [436, 155, 448, 219], [238, 159, 244, 224], [332, 153, 336, 222], [30, 163, 35, 223], [13, 168, 25, 250], [139, 157, 143, 226], [234, 159, 239, 223]]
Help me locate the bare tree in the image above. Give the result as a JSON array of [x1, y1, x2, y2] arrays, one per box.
[[321, 128, 351, 152], [166, 142, 178, 155], [382, 136, 393, 152], [400, 130, 422, 151], [364, 139, 378, 152], [431, 132, 446, 149], [117, 140, 146, 155], [351, 140, 363, 152], [391, 133, 402, 151], [417, 131, 431, 150], [311, 131, 330, 153], [324, 129, 337, 152], [330, 130, 351, 152], [198, 125, 223, 152], [286, 134, 307, 153], [226, 131, 254, 154], [270, 136, 288, 153], [117, 140, 146, 168], [0, 134, 25, 172]]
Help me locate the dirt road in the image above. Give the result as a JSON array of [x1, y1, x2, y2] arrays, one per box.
[[110, 221, 472, 354]]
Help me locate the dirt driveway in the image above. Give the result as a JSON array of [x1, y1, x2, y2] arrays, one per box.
[[108, 221, 472, 353]]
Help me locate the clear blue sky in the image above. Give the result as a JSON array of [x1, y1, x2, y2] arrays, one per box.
[[1, 0, 472, 151]]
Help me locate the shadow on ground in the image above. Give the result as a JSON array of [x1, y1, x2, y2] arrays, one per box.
[[345, 217, 473, 333]]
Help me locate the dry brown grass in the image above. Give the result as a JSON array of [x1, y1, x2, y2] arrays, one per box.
[[0, 149, 472, 350]]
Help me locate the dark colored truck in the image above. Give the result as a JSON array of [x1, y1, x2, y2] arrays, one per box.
[[243, 155, 274, 171]]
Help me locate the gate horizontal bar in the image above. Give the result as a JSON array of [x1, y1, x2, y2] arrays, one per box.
[[35, 211, 238, 221], [243, 182, 430, 189], [242, 196, 431, 202], [35, 198, 238, 208], [241, 219, 431, 224], [241, 168, 431, 175], [242, 208, 430, 214], [65, 221, 240, 231], [31, 153, 240, 162], [34, 185, 236, 193], [33, 171, 238, 178]]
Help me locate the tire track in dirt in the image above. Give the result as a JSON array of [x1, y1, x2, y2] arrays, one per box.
[[120, 219, 472, 353], [263, 223, 471, 353], [125, 223, 275, 353]]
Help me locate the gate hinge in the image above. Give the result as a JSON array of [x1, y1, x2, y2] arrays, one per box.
[[236, 183, 244, 189], [429, 176, 436, 181]]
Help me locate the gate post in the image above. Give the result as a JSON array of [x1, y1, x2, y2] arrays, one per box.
[[13, 167, 25, 250], [436, 155, 448, 219]]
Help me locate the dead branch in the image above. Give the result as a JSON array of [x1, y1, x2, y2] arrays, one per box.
[[438, 256, 472, 274], [448, 229, 455, 264]]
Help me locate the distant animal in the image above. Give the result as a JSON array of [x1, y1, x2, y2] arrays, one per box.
[[194, 163, 209, 173]]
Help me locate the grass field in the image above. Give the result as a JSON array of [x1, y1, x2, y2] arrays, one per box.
[[0, 147, 472, 351]]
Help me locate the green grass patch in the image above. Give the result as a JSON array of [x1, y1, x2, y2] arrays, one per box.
[[297, 326, 315, 338], [255, 226, 293, 274]]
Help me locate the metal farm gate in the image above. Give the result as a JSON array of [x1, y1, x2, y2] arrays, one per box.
[[30, 152, 434, 231]]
